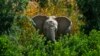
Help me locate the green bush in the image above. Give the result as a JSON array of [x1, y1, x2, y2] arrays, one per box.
[[76, 0, 100, 34], [0, 35, 22, 56], [0, 0, 28, 35], [0, 30, 100, 56], [28, 30, 100, 56]]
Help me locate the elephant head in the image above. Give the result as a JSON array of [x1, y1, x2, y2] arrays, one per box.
[[32, 15, 72, 42], [43, 16, 58, 42]]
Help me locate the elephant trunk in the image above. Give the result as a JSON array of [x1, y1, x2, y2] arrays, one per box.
[[49, 28, 56, 42], [43, 16, 58, 42], [45, 28, 56, 42]]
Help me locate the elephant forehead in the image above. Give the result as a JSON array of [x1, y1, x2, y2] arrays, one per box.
[[47, 17, 57, 25], [47, 19, 57, 25], [45, 21, 58, 28], [44, 19, 58, 29]]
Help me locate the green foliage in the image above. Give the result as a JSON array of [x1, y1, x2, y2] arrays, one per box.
[[0, 0, 28, 34], [0, 35, 22, 56], [0, 0, 100, 56], [38, 0, 48, 8], [76, 0, 100, 34], [0, 30, 100, 56]]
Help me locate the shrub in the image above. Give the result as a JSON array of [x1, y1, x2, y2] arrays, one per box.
[[0, 0, 28, 35], [76, 0, 100, 34], [0, 30, 100, 56], [0, 35, 22, 56], [21, 30, 100, 56]]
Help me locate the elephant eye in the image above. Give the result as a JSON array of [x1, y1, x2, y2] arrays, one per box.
[[49, 21, 53, 23], [48, 21, 55, 26]]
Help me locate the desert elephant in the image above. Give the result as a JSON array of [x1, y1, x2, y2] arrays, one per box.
[[32, 15, 72, 42]]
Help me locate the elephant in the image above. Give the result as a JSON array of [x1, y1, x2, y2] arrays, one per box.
[[43, 16, 58, 42], [32, 15, 72, 42]]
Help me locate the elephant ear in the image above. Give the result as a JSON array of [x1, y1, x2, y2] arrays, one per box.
[[32, 15, 48, 33], [55, 16, 72, 35]]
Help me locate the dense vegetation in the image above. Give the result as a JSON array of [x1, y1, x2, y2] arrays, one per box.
[[0, 30, 100, 56], [76, 0, 100, 34], [0, 0, 28, 35], [0, 0, 100, 56]]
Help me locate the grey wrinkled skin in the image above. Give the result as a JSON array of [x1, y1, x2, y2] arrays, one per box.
[[32, 15, 72, 42], [55, 16, 72, 39], [43, 16, 58, 42], [32, 15, 48, 34]]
